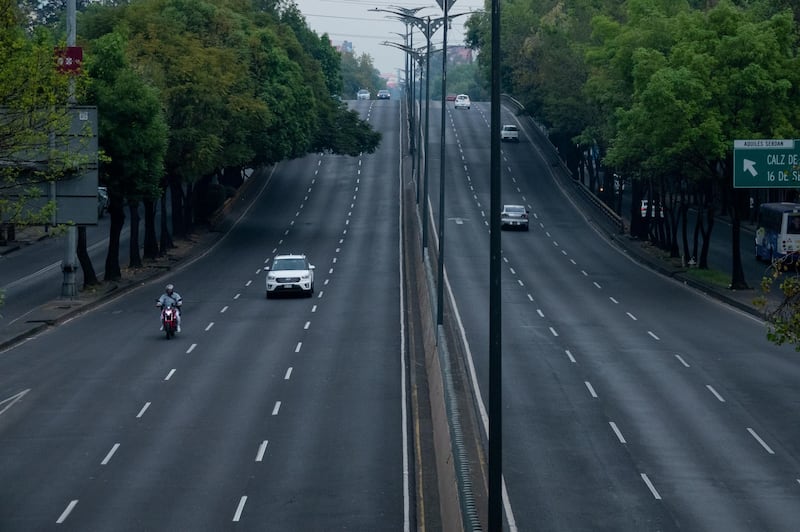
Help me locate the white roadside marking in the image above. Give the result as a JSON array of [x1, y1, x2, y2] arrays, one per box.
[[284, 367, 293, 380], [272, 402, 281, 415], [585, 381, 598, 398], [675, 354, 691, 367], [536, 309, 544, 318], [527, 294, 534, 302], [295, 342, 302, 353], [165, 369, 176, 381], [255, 441, 269, 462], [549, 327, 558, 337], [205, 322, 214, 331], [609, 422, 626, 443], [648, 331, 660, 340], [324, 279, 329, 285], [304, 321, 311, 330], [245, 280, 252, 287], [255, 269, 261, 275], [581, 270, 588, 276], [57, 500, 79, 523], [561, 250, 568, 256], [747, 428, 775, 454], [706, 385, 726, 402], [641, 474, 662, 500], [328, 268, 334, 274], [518, 280, 524, 287], [186, 344, 196, 354], [232, 496, 247, 522], [609, 297, 619, 304], [0, 388, 30, 417], [627, 312, 637, 321], [136, 403, 151, 418], [509, 267, 516, 275], [311, 305, 318, 312], [565, 350, 576, 363], [220, 306, 228, 313], [101, 443, 120, 465], [234, 293, 241, 299], [593, 282, 602, 289], [570, 259, 577, 265]]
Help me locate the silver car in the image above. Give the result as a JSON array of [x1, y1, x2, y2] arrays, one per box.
[[501, 204, 529, 231], [266, 254, 315, 298], [357, 89, 371, 100]]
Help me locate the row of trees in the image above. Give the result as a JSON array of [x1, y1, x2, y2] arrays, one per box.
[[465, 0, 800, 348], [4, 0, 381, 288]]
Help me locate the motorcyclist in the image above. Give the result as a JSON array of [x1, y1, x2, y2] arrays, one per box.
[[156, 283, 182, 332]]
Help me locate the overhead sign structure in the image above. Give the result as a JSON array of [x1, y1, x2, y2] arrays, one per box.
[[734, 139, 800, 188]]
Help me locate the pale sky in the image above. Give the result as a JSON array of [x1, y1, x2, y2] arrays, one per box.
[[291, 0, 485, 77]]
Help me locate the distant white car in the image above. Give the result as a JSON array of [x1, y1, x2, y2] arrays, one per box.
[[266, 254, 315, 298], [357, 89, 371, 100], [501, 204, 529, 231], [454, 94, 471, 109], [500, 124, 519, 142]]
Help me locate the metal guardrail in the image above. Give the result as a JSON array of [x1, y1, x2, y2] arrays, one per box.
[[501, 95, 625, 235]]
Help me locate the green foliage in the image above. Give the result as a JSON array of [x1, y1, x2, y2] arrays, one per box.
[[756, 259, 800, 351]]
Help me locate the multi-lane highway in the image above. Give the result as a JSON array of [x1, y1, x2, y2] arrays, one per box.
[[429, 99, 800, 530], [0, 99, 411, 529]]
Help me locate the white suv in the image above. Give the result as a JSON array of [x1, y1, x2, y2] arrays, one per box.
[[266, 254, 315, 298]]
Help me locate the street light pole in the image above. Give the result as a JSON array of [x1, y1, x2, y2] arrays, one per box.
[[436, 0, 450, 328]]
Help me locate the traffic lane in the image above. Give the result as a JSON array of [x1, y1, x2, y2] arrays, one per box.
[[498, 202, 800, 530], [3, 151, 366, 528]]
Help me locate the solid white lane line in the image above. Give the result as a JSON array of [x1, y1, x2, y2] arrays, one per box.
[[675, 354, 691, 367], [255, 440, 269, 462], [627, 312, 637, 321], [565, 350, 576, 363], [609, 422, 627, 443], [205, 322, 214, 331], [57, 500, 78, 523], [585, 381, 598, 398], [0, 388, 30, 417], [747, 428, 775, 454], [304, 321, 310, 330], [648, 331, 660, 340], [232, 496, 247, 522], [706, 385, 726, 402], [549, 327, 558, 337], [165, 369, 176, 381], [641, 474, 662, 499], [284, 367, 293, 380], [220, 306, 228, 313], [101, 443, 120, 465], [272, 402, 281, 416], [186, 343, 196, 354], [136, 402, 151, 418], [295, 342, 302, 353]]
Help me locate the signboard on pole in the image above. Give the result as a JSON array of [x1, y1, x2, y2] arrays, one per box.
[[733, 139, 800, 188]]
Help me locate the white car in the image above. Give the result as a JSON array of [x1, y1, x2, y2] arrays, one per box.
[[357, 89, 370, 100], [266, 254, 315, 298], [454, 94, 471, 109], [500, 204, 529, 231], [500, 124, 519, 142]]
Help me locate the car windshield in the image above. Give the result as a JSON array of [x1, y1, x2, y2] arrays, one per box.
[[504, 125, 517, 131], [505, 206, 525, 214], [273, 258, 307, 270]]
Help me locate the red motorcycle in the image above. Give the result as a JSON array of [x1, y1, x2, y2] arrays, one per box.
[[157, 302, 180, 339]]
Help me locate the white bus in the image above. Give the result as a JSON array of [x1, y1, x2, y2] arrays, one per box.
[[755, 202, 800, 263]]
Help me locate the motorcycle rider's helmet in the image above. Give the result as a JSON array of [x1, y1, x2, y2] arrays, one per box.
[[166, 284, 174, 295]]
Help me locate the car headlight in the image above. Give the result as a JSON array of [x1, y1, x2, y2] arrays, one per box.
[[300, 272, 310, 279], [267, 273, 276, 281]]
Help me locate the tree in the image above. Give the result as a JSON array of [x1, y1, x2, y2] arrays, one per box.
[[84, 31, 167, 280]]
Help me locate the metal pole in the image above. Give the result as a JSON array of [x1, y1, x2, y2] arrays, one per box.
[[437, 0, 448, 328], [422, 16, 431, 252], [488, 0, 503, 527], [61, 0, 78, 298]]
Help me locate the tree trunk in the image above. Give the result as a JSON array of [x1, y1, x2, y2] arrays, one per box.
[[698, 204, 714, 269], [730, 186, 749, 289], [143, 198, 158, 260], [104, 193, 125, 281], [76, 226, 98, 287], [169, 177, 185, 239], [128, 199, 142, 268], [159, 188, 173, 254]]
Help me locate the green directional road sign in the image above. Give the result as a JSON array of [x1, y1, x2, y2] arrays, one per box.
[[734, 139, 800, 188]]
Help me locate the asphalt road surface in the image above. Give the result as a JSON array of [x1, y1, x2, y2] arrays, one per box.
[[0, 99, 412, 530], [430, 100, 800, 530]]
